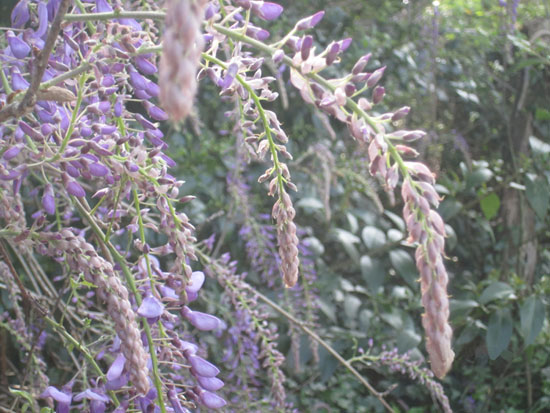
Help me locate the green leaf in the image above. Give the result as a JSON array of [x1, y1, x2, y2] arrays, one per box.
[[389, 249, 417, 288], [361, 226, 386, 249], [329, 228, 360, 263], [360, 255, 385, 292], [535, 108, 550, 121], [520, 296, 546, 346], [526, 175, 550, 220], [466, 168, 493, 189], [296, 197, 324, 212], [486, 308, 513, 360], [450, 299, 479, 313], [479, 281, 515, 305], [344, 295, 362, 320], [480, 192, 500, 220], [396, 328, 421, 353], [9, 389, 34, 406]]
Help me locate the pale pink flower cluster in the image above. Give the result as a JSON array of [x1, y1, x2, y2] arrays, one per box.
[[402, 177, 454, 378], [159, 0, 207, 121], [273, 191, 299, 288]]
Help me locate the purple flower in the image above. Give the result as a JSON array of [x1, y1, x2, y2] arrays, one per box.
[[134, 56, 157, 75], [137, 295, 164, 319], [41, 386, 71, 413], [252, 1, 284, 21], [89, 163, 109, 177], [42, 184, 56, 215], [301, 35, 313, 60], [296, 11, 325, 30], [3, 145, 21, 160], [11, 68, 29, 90], [186, 271, 205, 294], [168, 389, 191, 413], [217, 63, 239, 89], [11, 0, 30, 28], [143, 101, 168, 121], [196, 375, 225, 391], [106, 353, 126, 381], [188, 354, 220, 377], [246, 26, 270, 41], [95, 0, 113, 13], [366, 66, 386, 88], [74, 389, 110, 403], [392, 106, 410, 121], [35, 2, 49, 38], [128, 68, 148, 91], [372, 86, 385, 104], [66, 180, 86, 197], [7, 31, 31, 58], [198, 389, 227, 409], [182, 306, 223, 331]]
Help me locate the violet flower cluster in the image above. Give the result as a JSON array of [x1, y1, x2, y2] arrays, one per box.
[[1, 0, 226, 410], [0, 0, 455, 411]]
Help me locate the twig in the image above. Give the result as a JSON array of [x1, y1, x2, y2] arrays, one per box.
[[0, 0, 72, 122], [250, 286, 394, 412]]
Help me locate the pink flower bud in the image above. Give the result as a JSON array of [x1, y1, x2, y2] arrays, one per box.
[[372, 86, 385, 104], [366, 66, 386, 88], [296, 11, 325, 30]]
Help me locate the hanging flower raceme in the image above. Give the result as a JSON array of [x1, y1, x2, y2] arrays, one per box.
[[159, 0, 208, 121]]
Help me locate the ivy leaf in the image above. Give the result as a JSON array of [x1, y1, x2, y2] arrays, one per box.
[[486, 308, 513, 360], [520, 296, 546, 346]]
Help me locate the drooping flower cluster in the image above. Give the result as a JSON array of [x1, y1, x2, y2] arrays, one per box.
[[159, 0, 207, 121], [0, 0, 455, 411], [0, 0, 226, 410]]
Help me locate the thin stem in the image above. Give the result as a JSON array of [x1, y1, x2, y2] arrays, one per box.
[[250, 286, 394, 412], [64, 11, 166, 22]]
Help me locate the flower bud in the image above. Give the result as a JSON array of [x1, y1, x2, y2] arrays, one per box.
[[295, 11, 325, 30]]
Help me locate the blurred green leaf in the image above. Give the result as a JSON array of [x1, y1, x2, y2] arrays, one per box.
[[361, 226, 386, 249], [450, 299, 479, 313], [479, 282, 515, 305], [467, 168, 493, 189], [360, 255, 385, 292], [389, 249, 417, 288], [344, 295, 362, 320], [396, 328, 421, 353], [525, 175, 549, 220], [329, 228, 360, 263], [479, 192, 500, 220], [520, 296, 546, 346], [535, 108, 550, 121], [487, 308, 513, 360]]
